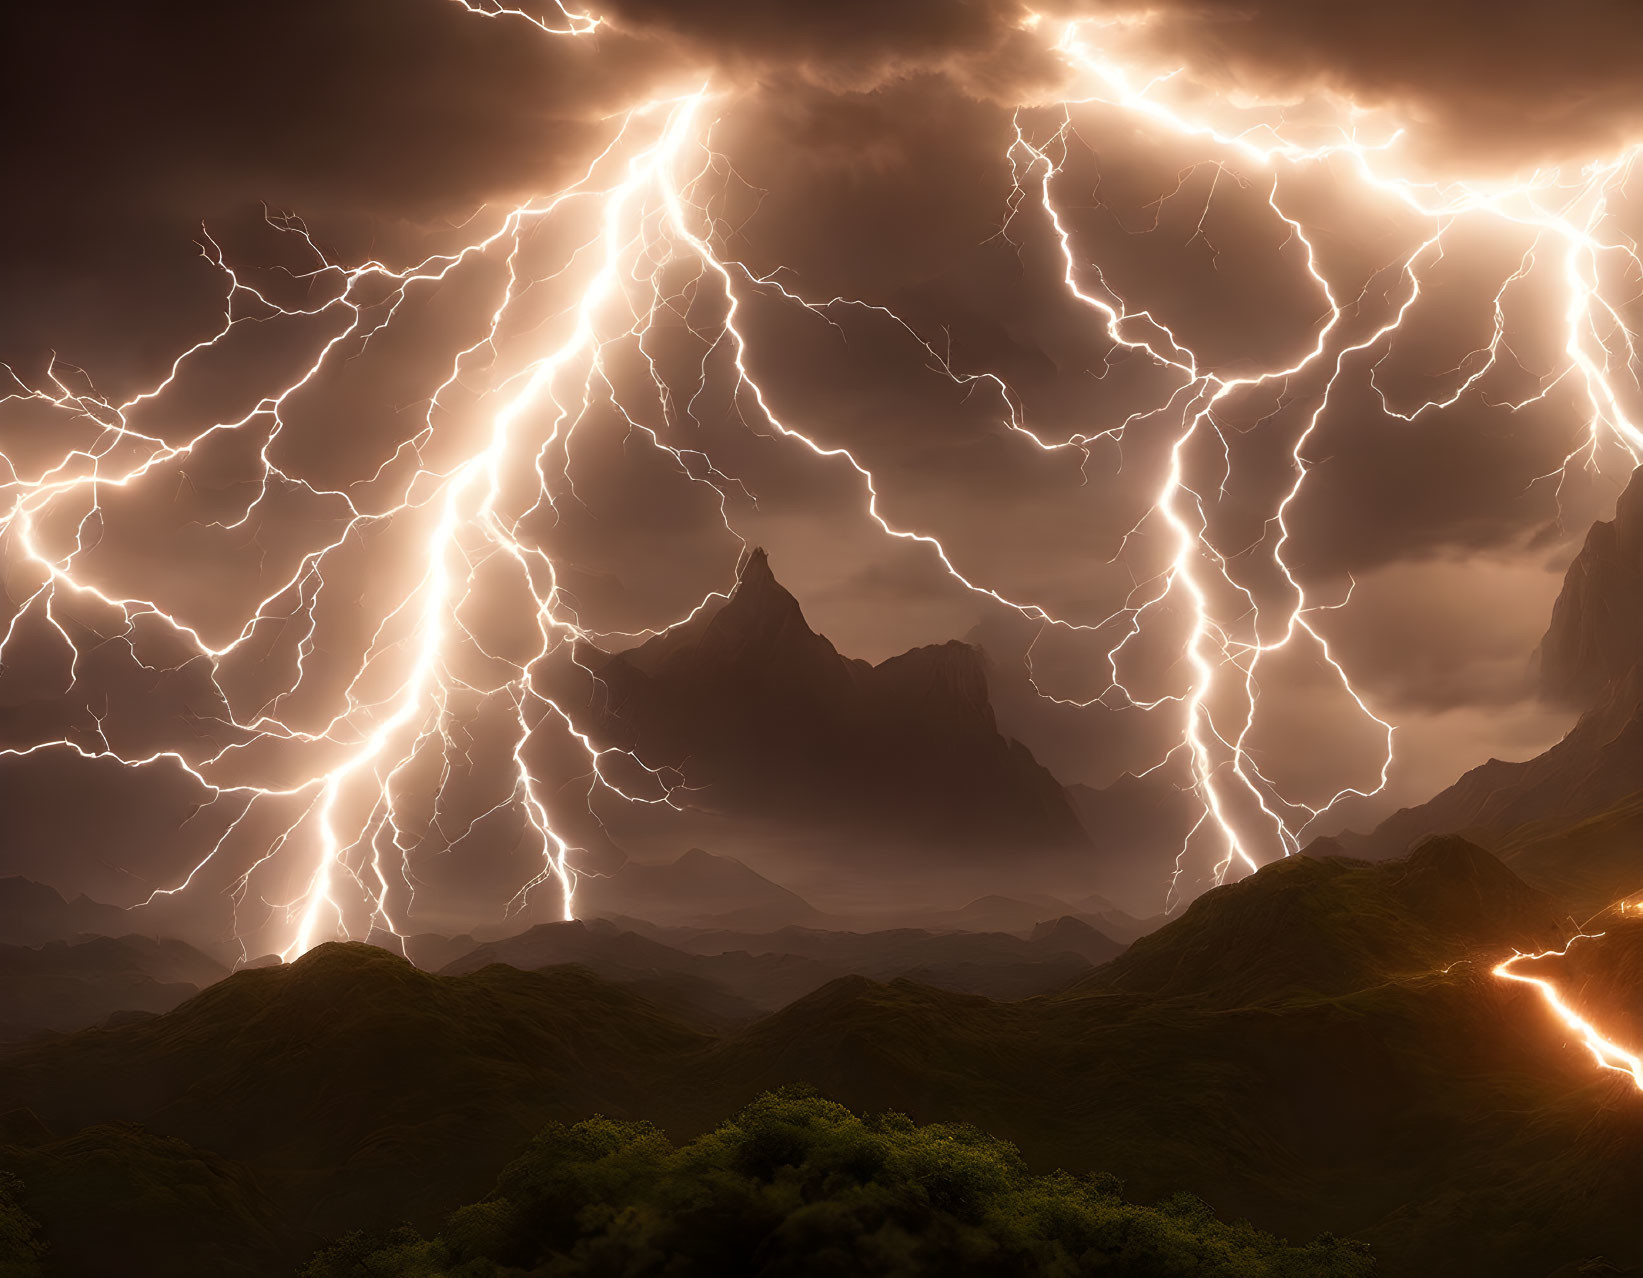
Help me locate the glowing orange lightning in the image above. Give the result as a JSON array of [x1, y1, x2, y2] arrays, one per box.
[[1494, 932, 1643, 1092]]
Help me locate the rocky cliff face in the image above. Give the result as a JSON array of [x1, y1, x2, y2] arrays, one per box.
[[1537, 469, 1643, 705], [1340, 666, 1643, 858], [1338, 470, 1643, 860]]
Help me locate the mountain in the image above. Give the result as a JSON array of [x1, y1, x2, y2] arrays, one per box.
[[1537, 469, 1643, 703], [1067, 890, 1165, 943], [574, 847, 823, 929], [1341, 663, 1643, 863], [590, 549, 1091, 859], [965, 607, 1204, 902], [440, 923, 778, 1027], [441, 913, 1121, 1009], [691, 967, 1642, 1278], [440, 918, 835, 1015], [2, 888, 1638, 1277], [1028, 914, 1133, 963], [0, 934, 228, 1041], [899, 890, 1155, 944], [1494, 790, 1643, 917], [922, 893, 1081, 934], [1066, 771, 1199, 873], [599, 915, 1126, 971], [4, 1122, 283, 1277], [398, 931, 479, 971], [1086, 836, 1562, 1006], [1339, 473, 1643, 869], [0, 877, 129, 946], [0, 943, 710, 1273]]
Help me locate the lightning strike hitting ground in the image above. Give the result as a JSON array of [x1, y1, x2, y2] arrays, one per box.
[[1494, 932, 1643, 1092], [3, 0, 1643, 1083]]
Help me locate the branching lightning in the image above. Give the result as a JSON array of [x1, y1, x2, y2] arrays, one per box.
[[4, 0, 1643, 1017], [1494, 929, 1643, 1092]]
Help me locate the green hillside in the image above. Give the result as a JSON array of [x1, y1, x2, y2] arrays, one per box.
[[1, 842, 1638, 1277]]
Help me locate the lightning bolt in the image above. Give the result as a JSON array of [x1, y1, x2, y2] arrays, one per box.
[[3, 3, 1642, 999], [1000, 21, 1643, 901], [1493, 929, 1643, 1092]]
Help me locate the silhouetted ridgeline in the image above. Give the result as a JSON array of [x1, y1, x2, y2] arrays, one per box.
[[0, 839, 1639, 1276], [0, 935, 228, 1042], [591, 549, 1092, 858]]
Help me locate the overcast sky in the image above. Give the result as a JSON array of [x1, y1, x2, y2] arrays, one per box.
[[3, 0, 1640, 938]]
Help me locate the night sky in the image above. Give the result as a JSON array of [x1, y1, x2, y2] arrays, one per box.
[[4, 0, 1641, 948]]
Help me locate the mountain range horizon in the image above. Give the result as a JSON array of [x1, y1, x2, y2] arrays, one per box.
[[10, 462, 1641, 952], [1, 486, 1640, 1275]]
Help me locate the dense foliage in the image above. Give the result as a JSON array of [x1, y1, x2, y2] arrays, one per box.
[[304, 1090, 1374, 1277], [0, 1173, 44, 1278]]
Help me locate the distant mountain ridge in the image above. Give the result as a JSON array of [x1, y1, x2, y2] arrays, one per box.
[[442, 912, 1123, 1009], [573, 846, 823, 930], [0, 934, 228, 1041], [592, 548, 1093, 858], [1063, 772, 1197, 900], [0, 876, 129, 946], [1338, 668, 1643, 860]]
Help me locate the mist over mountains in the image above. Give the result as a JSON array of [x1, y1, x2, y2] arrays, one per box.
[[580, 546, 1197, 918], [3, 832, 1640, 1276], [1334, 469, 1643, 914], [3, 481, 1643, 1277], [0, 879, 128, 949]]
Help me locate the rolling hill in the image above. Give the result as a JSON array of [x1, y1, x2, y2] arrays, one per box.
[[442, 912, 1123, 1011], [2, 838, 1639, 1277], [1090, 836, 1562, 1006]]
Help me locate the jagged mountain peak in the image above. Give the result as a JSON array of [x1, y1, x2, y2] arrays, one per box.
[[591, 552, 1092, 857], [879, 637, 986, 674], [736, 544, 776, 586], [717, 546, 803, 622], [611, 547, 843, 681], [0, 876, 131, 947]]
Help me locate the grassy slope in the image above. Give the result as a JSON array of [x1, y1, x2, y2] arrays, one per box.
[[1499, 791, 1643, 917]]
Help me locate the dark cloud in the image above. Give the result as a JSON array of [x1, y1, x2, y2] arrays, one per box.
[[2, 0, 1629, 924], [1068, 0, 1643, 165]]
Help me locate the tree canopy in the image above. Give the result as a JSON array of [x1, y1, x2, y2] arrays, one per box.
[[304, 1089, 1374, 1277]]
